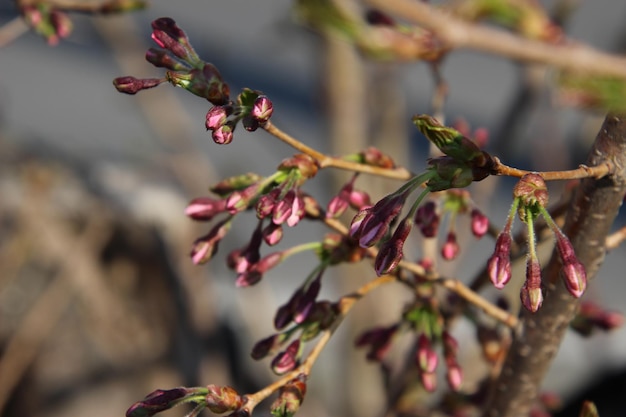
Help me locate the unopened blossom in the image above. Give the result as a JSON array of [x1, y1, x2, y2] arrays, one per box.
[[441, 231, 459, 260], [471, 208, 489, 238], [205, 385, 243, 414], [374, 216, 413, 275], [416, 334, 438, 373], [521, 257, 543, 312], [487, 228, 513, 289], [415, 201, 439, 238], [185, 197, 227, 221], [355, 324, 399, 362], [270, 375, 307, 417], [271, 340, 301, 375]]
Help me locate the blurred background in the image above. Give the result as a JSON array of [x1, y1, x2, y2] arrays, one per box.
[[2, 1, 626, 416]]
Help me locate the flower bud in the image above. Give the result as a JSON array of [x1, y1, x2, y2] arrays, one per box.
[[185, 197, 227, 221], [366, 9, 396, 26], [471, 208, 489, 238], [205, 385, 243, 414], [271, 340, 301, 375], [353, 193, 406, 247], [262, 223, 283, 246], [420, 371, 437, 392], [251, 333, 287, 360], [126, 388, 196, 417], [212, 124, 234, 145], [416, 334, 438, 373], [251, 96, 273, 123], [210, 173, 262, 196], [278, 154, 319, 179], [446, 363, 463, 391], [360, 147, 395, 168], [374, 216, 413, 275], [513, 173, 549, 209], [270, 375, 307, 417], [441, 231, 459, 260], [554, 230, 587, 298], [348, 189, 371, 210], [521, 258, 543, 312], [415, 201, 439, 238], [113, 76, 165, 94], [145, 48, 188, 71], [487, 230, 512, 289], [190, 220, 231, 265], [205, 105, 232, 130], [426, 157, 475, 191]]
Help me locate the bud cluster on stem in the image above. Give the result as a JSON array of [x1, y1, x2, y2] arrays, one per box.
[[487, 174, 587, 312]]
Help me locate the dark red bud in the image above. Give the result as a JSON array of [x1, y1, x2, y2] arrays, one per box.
[[113, 76, 165, 94]]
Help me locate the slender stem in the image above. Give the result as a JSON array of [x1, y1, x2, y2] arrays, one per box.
[[365, 0, 626, 79], [243, 274, 397, 411], [263, 122, 413, 180]]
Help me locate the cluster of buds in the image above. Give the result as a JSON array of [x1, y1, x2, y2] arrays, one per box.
[[356, 300, 463, 392], [325, 174, 371, 219], [20, 3, 72, 45], [570, 301, 624, 336], [126, 385, 243, 417], [251, 276, 337, 375], [205, 89, 274, 144], [113, 18, 274, 145], [187, 154, 318, 268], [487, 174, 587, 312]]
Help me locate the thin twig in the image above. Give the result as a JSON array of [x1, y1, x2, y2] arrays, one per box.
[[365, 0, 626, 79], [263, 122, 413, 180]]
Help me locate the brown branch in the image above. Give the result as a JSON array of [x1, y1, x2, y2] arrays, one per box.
[[0, 16, 29, 48], [263, 122, 413, 180], [493, 157, 613, 180], [365, 0, 626, 79], [484, 114, 626, 417], [605, 224, 626, 251]]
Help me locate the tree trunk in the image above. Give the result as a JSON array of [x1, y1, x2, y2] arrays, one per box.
[[484, 113, 626, 417]]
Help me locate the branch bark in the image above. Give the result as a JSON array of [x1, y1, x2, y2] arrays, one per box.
[[484, 114, 626, 417]]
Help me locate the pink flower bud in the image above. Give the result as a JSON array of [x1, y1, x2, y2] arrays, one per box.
[[348, 189, 371, 210], [487, 231, 512, 289], [471, 208, 489, 238], [417, 334, 438, 373], [326, 194, 350, 219], [262, 223, 283, 246], [270, 376, 307, 417], [554, 231, 587, 298], [271, 340, 300, 375], [294, 278, 321, 324], [212, 124, 234, 144], [361, 147, 395, 168], [205, 105, 231, 130], [446, 363, 463, 391], [190, 220, 230, 265], [251, 96, 273, 123], [185, 197, 227, 221], [374, 216, 413, 275], [420, 371, 437, 392], [521, 258, 543, 312], [441, 231, 459, 260]]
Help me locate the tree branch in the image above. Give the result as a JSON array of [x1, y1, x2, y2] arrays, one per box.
[[365, 0, 626, 79], [484, 114, 626, 417]]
